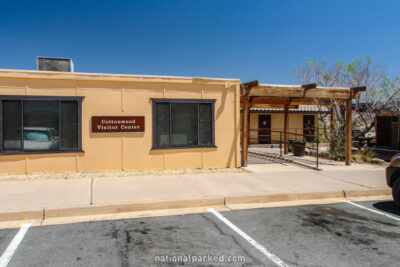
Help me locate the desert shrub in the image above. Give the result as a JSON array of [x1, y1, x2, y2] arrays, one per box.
[[357, 148, 376, 159], [327, 121, 346, 160], [317, 120, 328, 143], [329, 136, 345, 160]]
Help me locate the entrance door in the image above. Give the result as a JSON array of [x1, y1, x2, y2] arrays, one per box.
[[377, 116, 392, 147], [303, 115, 315, 142], [258, 115, 271, 144]]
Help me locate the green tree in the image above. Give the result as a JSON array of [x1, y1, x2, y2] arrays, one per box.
[[292, 56, 400, 159]]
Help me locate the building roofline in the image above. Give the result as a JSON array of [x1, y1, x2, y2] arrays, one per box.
[[0, 69, 241, 85]]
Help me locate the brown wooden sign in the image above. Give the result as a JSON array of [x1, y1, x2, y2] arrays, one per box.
[[91, 116, 145, 133]]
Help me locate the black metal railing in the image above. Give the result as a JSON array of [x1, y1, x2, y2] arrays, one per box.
[[245, 128, 320, 168]]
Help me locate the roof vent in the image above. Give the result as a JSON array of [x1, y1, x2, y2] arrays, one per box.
[[37, 57, 74, 72]]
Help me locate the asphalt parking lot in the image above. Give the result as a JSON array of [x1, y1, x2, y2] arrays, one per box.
[[1, 200, 400, 267]]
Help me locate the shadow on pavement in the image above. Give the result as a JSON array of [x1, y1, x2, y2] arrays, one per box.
[[373, 201, 400, 216]]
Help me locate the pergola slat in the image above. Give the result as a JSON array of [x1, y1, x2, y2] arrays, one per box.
[[241, 97, 332, 108], [248, 86, 351, 98]]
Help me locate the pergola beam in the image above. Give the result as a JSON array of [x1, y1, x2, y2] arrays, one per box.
[[302, 83, 317, 97], [242, 80, 259, 87], [249, 97, 310, 105], [249, 104, 299, 109], [302, 83, 317, 90], [240, 97, 333, 108], [248, 84, 353, 99], [350, 86, 367, 99]]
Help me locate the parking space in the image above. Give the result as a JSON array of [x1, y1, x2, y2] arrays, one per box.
[[0, 229, 18, 262], [2, 214, 263, 266], [220, 201, 400, 266], [1, 200, 399, 266]]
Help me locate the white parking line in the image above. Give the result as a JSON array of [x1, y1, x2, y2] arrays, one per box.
[[0, 223, 31, 267], [342, 200, 400, 222], [208, 208, 289, 267]]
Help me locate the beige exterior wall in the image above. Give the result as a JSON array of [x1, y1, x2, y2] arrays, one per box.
[[0, 70, 241, 174], [248, 113, 318, 143]]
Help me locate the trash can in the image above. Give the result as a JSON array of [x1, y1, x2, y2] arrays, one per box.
[[293, 140, 305, 157]]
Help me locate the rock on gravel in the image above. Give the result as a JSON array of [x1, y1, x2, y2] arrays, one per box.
[[0, 167, 248, 182]]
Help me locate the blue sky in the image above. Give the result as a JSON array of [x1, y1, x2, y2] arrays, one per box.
[[0, 0, 399, 84]]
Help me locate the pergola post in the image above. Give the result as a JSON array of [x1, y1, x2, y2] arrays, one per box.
[[330, 105, 335, 139], [345, 98, 352, 165], [284, 100, 289, 154], [241, 94, 250, 167], [247, 108, 251, 145]]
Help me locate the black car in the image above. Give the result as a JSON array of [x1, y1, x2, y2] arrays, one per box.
[[386, 153, 400, 206]]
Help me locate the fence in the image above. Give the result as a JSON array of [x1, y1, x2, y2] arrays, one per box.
[[245, 127, 320, 168]]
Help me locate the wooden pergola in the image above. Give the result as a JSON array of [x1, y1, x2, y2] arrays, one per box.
[[240, 81, 366, 167]]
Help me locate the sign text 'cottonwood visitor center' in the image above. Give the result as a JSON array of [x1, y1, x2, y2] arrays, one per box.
[[91, 116, 145, 133]]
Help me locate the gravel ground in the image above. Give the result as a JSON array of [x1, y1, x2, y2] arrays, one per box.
[[0, 167, 248, 182]]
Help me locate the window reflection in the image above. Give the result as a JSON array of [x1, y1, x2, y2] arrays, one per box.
[[23, 101, 59, 150]]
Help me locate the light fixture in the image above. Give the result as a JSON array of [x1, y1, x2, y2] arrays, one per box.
[[224, 82, 231, 91]]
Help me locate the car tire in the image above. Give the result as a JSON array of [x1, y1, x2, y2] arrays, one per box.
[[393, 178, 400, 207]]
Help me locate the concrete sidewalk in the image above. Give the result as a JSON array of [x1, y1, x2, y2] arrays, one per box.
[[0, 162, 390, 222]]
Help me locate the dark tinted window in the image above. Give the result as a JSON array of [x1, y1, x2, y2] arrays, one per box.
[[155, 103, 170, 147], [2, 100, 22, 150], [154, 100, 214, 148], [171, 103, 198, 146], [1, 98, 81, 153], [61, 101, 78, 149], [199, 103, 212, 145]]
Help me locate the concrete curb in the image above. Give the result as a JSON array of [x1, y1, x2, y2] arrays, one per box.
[[225, 191, 345, 205], [0, 209, 43, 222], [344, 189, 391, 198], [0, 197, 225, 222], [0, 189, 392, 223], [44, 197, 225, 219]]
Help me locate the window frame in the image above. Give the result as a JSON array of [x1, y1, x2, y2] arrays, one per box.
[[0, 95, 84, 155], [151, 98, 216, 150]]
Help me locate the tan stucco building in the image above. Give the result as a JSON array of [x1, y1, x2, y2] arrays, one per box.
[[0, 69, 241, 174]]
